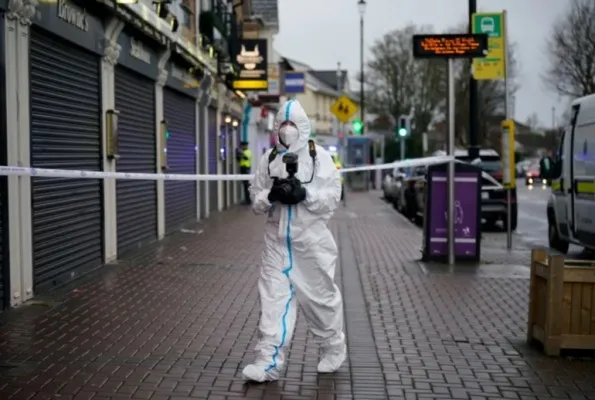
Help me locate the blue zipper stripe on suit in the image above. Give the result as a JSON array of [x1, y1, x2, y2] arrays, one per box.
[[265, 100, 295, 372]]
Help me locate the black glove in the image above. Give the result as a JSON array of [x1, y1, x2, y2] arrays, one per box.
[[281, 177, 306, 205]]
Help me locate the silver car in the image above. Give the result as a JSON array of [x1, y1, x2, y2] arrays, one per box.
[[382, 167, 408, 209]]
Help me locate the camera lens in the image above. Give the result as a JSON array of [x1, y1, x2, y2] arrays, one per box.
[[280, 182, 291, 196]]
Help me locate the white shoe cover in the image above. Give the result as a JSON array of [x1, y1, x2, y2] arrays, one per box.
[[317, 344, 347, 373], [242, 362, 280, 382]]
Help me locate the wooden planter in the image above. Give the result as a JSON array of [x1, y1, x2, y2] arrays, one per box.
[[528, 248, 595, 355]]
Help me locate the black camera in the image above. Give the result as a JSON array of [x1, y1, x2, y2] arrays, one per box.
[[282, 153, 298, 178], [273, 152, 299, 197]]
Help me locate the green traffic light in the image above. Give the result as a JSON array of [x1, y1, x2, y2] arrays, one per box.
[[352, 120, 363, 135], [398, 128, 407, 137]]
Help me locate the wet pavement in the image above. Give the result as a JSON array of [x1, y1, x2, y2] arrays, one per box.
[[1, 191, 595, 399]]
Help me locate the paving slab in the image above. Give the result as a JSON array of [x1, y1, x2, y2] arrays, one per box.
[[0, 192, 594, 399]]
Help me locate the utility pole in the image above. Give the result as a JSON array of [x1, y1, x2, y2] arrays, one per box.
[[468, 0, 479, 159], [358, 0, 366, 134]]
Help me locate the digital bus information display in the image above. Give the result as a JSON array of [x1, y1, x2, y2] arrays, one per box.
[[412, 34, 488, 58]]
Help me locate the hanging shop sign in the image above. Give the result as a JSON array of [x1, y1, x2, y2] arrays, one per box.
[[232, 38, 268, 91]]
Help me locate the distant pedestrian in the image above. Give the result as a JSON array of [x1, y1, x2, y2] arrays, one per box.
[[237, 141, 252, 205]]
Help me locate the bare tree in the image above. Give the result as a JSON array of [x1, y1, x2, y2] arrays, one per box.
[[545, 0, 595, 98], [362, 22, 519, 153], [361, 23, 447, 156]]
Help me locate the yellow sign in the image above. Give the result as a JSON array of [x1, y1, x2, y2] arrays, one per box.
[[472, 12, 506, 80], [330, 96, 358, 123], [233, 80, 268, 90], [501, 119, 516, 188]]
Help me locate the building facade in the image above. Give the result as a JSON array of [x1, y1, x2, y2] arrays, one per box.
[[281, 59, 360, 149], [0, 0, 248, 311]]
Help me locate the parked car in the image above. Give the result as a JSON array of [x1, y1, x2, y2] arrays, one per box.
[[390, 167, 412, 213], [401, 165, 428, 225], [404, 149, 517, 231], [516, 158, 539, 179], [516, 160, 528, 178], [382, 167, 406, 202]]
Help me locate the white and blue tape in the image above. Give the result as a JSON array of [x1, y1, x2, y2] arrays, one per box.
[[0, 155, 456, 182]]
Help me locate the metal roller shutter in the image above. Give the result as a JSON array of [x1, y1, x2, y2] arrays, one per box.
[[221, 119, 228, 209], [198, 106, 208, 219], [164, 88, 197, 233], [225, 125, 232, 207], [0, 178, 5, 309], [208, 107, 218, 212], [115, 67, 157, 255], [30, 28, 103, 292], [0, 15, 6, 309]]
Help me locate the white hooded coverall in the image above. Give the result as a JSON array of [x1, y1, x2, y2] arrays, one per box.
[[243, 100, 345, 382]]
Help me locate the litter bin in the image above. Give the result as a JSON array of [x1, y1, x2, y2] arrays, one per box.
[[422, 162, 482, 263]]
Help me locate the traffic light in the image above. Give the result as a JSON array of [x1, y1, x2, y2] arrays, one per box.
[[352, 119, 363, 135], [397, 115, 410, 137]]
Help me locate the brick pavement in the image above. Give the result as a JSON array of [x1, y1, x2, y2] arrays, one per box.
[[346, 192, 595, 399], [0, 192, 594, 399]]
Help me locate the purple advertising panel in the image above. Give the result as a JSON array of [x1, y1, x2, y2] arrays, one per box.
[[428, 172, 479, 257]]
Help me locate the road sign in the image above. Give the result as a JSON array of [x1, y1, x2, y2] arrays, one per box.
[[330, 95, 358, 123], [412, 34, 488, 59], [501, 119, 516, 188], [472, 12, 506, 80], [284, 72, 305, 93]]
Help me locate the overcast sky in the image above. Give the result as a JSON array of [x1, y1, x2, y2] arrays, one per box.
[[275, 0, 569, 128]]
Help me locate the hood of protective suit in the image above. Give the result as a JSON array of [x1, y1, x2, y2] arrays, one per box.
[[275, 99, 311, 152]]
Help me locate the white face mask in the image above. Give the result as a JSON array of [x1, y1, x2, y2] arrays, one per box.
[[278, 124, 299, 148]]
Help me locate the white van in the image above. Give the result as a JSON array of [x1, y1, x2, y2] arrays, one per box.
[[547, 93, 595, 253]]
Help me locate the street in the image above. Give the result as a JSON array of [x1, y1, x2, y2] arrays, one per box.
[[516, 179, 551, 248], [515, 179, 587, 257]]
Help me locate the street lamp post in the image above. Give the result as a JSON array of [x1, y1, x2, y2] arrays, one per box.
[[358, 0, 366, 134]]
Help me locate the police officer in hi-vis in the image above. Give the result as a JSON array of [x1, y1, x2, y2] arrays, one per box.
[[237, 141, 252, 204]]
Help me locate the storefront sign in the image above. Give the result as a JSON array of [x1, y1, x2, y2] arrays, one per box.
[[166, 61, 199, 97], [35, 0, 104, 56], [171, 65, 195, 84], [57, 0, 89, 32], [233, 39, 268, 91], [130, 38, 151, 64], [117, 30, 161, 79]]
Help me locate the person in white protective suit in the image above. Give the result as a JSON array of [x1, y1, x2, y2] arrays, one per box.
[[242, 99, 346, 382]]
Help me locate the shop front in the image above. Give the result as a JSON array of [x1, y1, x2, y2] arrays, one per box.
[[231, 114, 242, 204], [198, 98, 207, 219], [114, 28, 162, 255], [29, 1, 104, 292], [207, 105, 218, 213], [0, 9, 8, 309], [220, 115, 229, 209], [163, 53, 198, 234]]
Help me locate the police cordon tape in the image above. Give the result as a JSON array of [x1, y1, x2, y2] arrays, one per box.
[[0, 155, 456, 182]]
